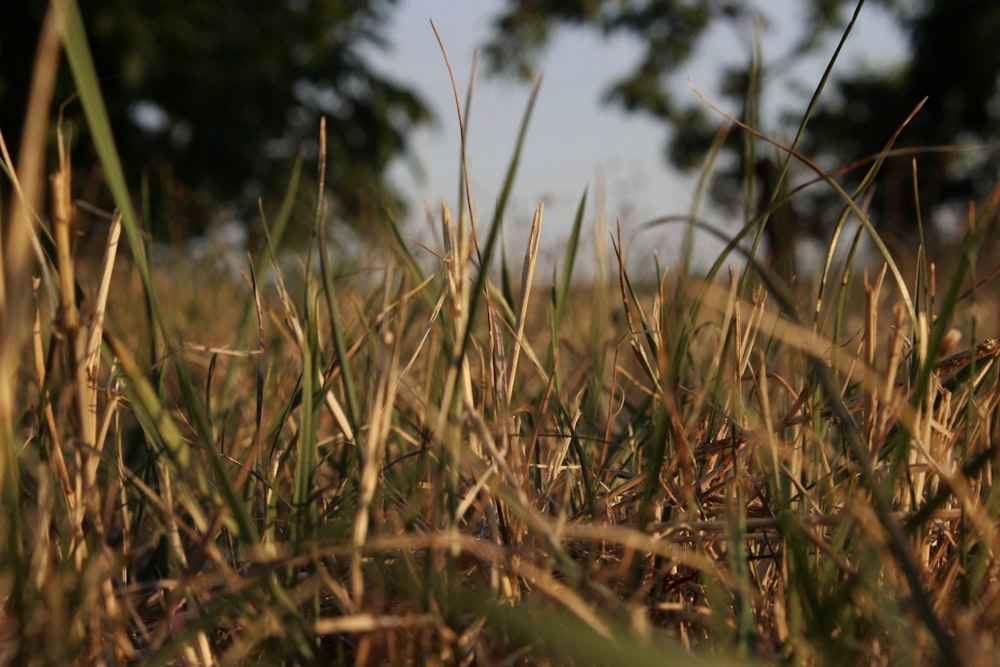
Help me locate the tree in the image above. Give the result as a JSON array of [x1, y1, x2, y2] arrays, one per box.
[[0, 0, 430, 241], [798, 0, 1000, 251], [483, 0, 1000, 278]]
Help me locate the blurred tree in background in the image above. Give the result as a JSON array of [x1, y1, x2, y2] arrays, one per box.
[[0, 0, 429, 242], [799, 1, 1000, 249], [484, 0, 1000, 279]]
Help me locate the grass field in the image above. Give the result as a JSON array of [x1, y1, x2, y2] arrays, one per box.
[[3, 4, 1000, 665]]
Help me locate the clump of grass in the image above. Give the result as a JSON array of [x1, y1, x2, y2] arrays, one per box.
[[2, 3, 1000, 665]]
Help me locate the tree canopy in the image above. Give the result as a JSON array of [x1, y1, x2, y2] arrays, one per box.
[[800, 1, 1000, 245], [5, 1, 997, 263], [0, 0, 430, 240], [483, 0, 1000, 274]]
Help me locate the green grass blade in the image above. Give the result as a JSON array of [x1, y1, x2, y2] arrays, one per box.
[[456, 78, 542, 367], [553, 189, 587, 332], [54, 0, 153, 298]]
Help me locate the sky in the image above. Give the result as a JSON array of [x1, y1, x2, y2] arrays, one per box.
[[366, 1, 908, 275]]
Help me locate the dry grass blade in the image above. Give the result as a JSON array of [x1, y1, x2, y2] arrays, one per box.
[[0, 6, 62, 515], [351, 268, 410, 604], [0, 4, 60, 313], [507, 203, 543, 402], [312, 613, 438, 635]]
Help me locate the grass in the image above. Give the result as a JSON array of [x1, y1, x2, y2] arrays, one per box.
[[3, 2, 1000, 665]]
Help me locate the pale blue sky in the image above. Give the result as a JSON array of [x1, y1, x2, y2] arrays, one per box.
[[369, 1, 907, 272]]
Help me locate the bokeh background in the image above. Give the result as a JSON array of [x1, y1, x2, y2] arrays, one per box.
[[2, 1, 996, 276]]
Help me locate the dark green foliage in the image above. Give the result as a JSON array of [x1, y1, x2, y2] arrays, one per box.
[[0, 0, 430, 239], [800, 0, 1000, 248], [485, 0, 1000, 259], [484, 0, 714, 121]]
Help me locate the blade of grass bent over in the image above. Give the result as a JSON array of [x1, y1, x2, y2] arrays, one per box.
[[690, 84, 918, 330], [431, 20, 479, 260]]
